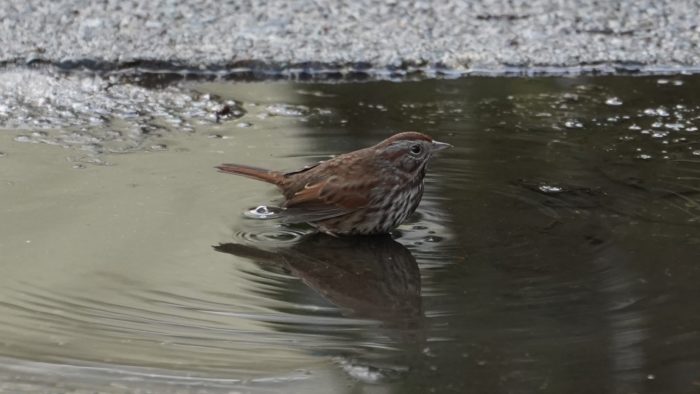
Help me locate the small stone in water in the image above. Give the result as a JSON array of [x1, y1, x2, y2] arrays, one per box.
[[245, 205, 282, 219], [14, 135, 32, 143]]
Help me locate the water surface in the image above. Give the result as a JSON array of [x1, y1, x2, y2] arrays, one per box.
[[1, 73, 699, 393]]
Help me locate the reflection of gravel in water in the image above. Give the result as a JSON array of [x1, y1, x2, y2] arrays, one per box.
[[0, 69, 238, 154]]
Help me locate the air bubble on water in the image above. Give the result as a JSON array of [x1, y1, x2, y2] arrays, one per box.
[[657, 79, 669, 85], [643, 107, 670, 117], [687, 126, 698, 132], [564, 120, 583, 129], [150, 144, 167, 151], [692, 150, 700, 156], [424, 235, 444, 243], [237, 122, 252, 128], [618, 135, 634, 141], [651, 131, 669, 138], [664, 123, 684, 130], [636, 154, 653, 160], [628, 124, 641, 130], [538, 185, 563, 193], [334, 357, 396, 384], [244, 205, 282, 219], [266, 104, 307, 117], [672, 80, 684, 86], [605, 97, 623, 106], [651, 121, 663, 128]]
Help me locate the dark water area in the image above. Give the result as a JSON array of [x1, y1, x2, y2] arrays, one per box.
[[1, 73, 699, 393]]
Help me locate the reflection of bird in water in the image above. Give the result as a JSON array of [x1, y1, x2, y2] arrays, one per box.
[[214, 234, 423, 324]]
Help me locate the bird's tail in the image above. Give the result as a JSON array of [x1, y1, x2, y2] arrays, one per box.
[[215, 163, 284, 185]]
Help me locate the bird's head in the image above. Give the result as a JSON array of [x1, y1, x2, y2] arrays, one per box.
[[375, 131, 451, 177]]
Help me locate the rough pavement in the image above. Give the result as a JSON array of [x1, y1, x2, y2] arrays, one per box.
[[2, 0, 700, 75]]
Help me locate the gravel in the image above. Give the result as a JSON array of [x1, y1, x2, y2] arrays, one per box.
[[1, 0, 700, 76]]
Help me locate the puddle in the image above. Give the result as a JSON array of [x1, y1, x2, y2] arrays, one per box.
[[1, 71, 699, 393]]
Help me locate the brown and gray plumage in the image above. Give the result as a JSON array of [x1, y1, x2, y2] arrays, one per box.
[[216, 132, 451, 235]]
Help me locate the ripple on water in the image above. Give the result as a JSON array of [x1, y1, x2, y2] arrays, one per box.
[[232, 227, 307, 244]]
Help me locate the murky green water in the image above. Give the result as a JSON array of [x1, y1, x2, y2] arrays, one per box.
[[1, 73, 699, 393]]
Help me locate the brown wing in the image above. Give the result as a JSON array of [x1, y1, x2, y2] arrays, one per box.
[[280, 176, 373, 224]]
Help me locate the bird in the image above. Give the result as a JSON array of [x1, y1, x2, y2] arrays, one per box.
[[216, 131, 451, 235]]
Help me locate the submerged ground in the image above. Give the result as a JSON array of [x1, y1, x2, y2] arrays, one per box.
[[0, 70, 699, 393]]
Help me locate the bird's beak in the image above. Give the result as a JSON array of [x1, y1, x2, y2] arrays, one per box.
[[431, 140, 452, 152]]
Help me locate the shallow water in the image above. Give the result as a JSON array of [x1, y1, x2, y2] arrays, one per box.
[[1, 73, 700, 393]]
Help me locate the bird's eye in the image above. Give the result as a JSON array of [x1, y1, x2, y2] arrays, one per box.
[[410, 144, 422, 155]]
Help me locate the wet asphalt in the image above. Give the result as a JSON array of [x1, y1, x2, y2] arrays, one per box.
[[2, 0, 700, 75]]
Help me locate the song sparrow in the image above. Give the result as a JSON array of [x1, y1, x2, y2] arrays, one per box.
[[216, 132, 451, 235]]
